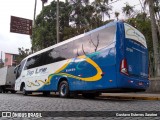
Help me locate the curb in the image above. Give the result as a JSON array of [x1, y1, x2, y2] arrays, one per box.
[[100, 94, 160, 100]]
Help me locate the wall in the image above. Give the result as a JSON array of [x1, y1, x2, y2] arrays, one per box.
[[4, 53, 12, 66], [146, 78, 160, 93]]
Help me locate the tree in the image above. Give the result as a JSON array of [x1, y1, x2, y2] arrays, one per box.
[[115, 11, 120, 21], [32, 0, 113, 51], [100, 4, 112, 21], [122, 3, 134, 18], [41, 0, 48, 8], [154, 0, 160, 36], [144, 0, 160, 76], [91, 0, 112, 21], [127, 13, 153, 53], [69, 0, 90, 27], [32, 1, 71, 51], [16, 48, 31, 64]]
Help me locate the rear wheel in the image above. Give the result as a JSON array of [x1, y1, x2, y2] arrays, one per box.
[[59, 81, 70, 98], [4, 90, 8, 93]]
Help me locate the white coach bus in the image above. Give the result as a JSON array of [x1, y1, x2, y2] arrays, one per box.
[[14, 21, 149, 98]]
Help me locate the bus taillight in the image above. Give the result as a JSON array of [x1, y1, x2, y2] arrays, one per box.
[[120, 58, 129, 76]]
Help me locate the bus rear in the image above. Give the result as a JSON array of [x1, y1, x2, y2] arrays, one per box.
[[117, 23, 149, 91]]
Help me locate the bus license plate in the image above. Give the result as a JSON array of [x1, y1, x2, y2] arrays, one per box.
[[139, 82, 143, 86]]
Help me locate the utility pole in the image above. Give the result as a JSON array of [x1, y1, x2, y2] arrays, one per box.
[[32, 0, 37, 53], [0, 51, 3, 68], [56, 0, 60, 43], [0, 51, 2, 62], [33, 0, 37, 25]]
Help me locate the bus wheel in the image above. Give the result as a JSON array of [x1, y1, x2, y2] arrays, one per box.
[[0, 87, 2, 93], [22, 85, 28, 96], [4, 90, 8, 93], [59, 81, 70, 98]]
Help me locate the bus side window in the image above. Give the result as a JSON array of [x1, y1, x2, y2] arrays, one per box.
[[44, 49, 61, 64], [83, 35, 94, 54], [24, 54, 43, 70], [90, 26, 116, 51], [16, 60, 26, 79], [73, 39, 83, 57], [58, 42, 74, 59], [73, 37, 93, 57]]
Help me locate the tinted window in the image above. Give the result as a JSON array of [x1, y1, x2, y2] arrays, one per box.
[[55, 42, 74, 59], [43, 48, 65, 64], [24, 54, 44, 70], [24, 43, 74, 70], [73, 26, 116, 57], [24, 26, 116, 70], [89, 26, 116, 51], [16, 60, 26, 78], [73, 37, 92, 57]]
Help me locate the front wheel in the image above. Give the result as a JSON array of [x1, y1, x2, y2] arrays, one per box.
[[22, 85, 28, 96], [0, 87, 2, 93], [59, 81, 70, 98]]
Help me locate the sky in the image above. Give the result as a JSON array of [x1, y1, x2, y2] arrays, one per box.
[[0, 0, 145, 58]]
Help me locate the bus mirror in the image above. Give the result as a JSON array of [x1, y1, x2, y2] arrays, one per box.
[[14, 65, 19, 74], [14, 67, 17, 74]]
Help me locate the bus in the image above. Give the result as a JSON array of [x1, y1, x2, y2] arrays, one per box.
[[14, 21, 149, 98]]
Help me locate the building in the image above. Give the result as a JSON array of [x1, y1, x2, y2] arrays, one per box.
[[4, 53, 17, 67]]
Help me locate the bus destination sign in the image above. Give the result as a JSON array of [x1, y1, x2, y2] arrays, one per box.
[[10, 16, 32, 35]]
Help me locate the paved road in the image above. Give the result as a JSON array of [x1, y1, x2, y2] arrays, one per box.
[[0, 93, 160, 120]]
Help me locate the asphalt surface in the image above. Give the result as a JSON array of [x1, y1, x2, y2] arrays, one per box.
[[0, 92, 160, 120]]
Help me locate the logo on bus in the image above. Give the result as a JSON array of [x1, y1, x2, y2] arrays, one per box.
[[27, 67, 47, 76]]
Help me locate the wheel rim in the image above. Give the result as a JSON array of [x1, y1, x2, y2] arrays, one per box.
[[23, 87, 26, 94], [60, 84, 66, 96]]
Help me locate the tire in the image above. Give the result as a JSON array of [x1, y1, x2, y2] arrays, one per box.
[[1, 87, 5, 93], [22, 85, 28, 96], [4, 90, 8, 93], [0, 87, 2, 93], [59, 81, 70, 98]]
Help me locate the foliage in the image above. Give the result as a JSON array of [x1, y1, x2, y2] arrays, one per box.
[[32, 1, 71, 51], [15, 48, 31, 64], [32, 0, 158, 58], [127, 13, 153, 53], [122, 3, 134, 17], [41, 0, 48, 4], [115, 12, 120, 20], [32, 0, 111, 51], [92, 0, 112, 21]]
